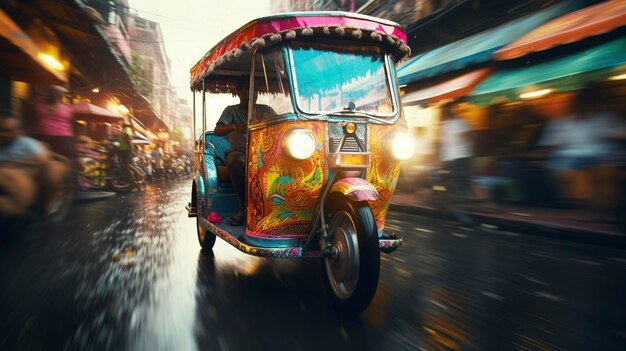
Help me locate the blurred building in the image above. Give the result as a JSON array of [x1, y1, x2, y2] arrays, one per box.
[[270, 0, 455, 26], [127, 14, 172, 129], [0, 7, 67, 118], [170, 97, 193, 146]]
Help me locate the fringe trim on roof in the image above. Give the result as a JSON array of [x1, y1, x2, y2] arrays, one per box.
[[191, 26, 410, 91]]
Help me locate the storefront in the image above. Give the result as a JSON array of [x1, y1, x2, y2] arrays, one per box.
[[0, 9, 67, 118], [397, 0, 626, 231]]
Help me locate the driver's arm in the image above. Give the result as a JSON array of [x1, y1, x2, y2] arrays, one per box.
[[214, 107, 246, 135], [214, 123, 237, 136]]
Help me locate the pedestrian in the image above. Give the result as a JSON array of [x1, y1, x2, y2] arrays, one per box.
[[537, 87, 625, 209], [116, 123, 134, 180], [151, 145, 164, 181], [0, 116, 67, 217], [438, 100, 474, 206], [31, 85, 76, 161]]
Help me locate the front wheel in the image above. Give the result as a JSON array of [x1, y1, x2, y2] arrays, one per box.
[[110, 167, 133, 192], [321, 197, 380, 315]]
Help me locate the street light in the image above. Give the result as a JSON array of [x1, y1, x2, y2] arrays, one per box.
[[608, 73, 626, 81], [117, 104, 129, 115], [520, 88, 552, 100], [37, 53, 64, 71], [107, 101, 129, 115]]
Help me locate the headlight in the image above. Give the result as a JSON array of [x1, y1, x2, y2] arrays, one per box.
[[282, 129, 316, 160], [388, 132, 415, 161]]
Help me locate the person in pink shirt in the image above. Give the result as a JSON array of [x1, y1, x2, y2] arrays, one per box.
[[32, 86, 76, 160]]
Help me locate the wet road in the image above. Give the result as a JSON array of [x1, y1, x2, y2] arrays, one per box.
[[1, 178, 626, 350]]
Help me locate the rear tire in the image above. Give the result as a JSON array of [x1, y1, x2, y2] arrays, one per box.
[[321, 196, 380, 315], [196, 202, 216, 249]]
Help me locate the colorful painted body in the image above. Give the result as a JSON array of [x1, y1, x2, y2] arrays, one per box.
[[189, 11, 410, 256]]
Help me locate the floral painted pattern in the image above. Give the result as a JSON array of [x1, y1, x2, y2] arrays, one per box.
[[246, 121, 326, 239], [366, 124, 404, 230]]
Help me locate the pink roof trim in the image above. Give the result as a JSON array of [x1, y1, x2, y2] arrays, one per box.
[[190, 13, 407, 83]]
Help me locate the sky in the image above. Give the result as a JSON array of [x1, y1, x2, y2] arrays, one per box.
[[129, 0, 272, 100]]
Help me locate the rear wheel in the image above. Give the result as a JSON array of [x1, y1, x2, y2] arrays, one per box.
[[196, 200, 216, 249], [321, 196, 380, 315]]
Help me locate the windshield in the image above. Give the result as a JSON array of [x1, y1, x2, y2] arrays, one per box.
[[290, 41, 396, 116]]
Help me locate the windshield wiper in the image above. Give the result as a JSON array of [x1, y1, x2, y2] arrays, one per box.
[[344, 110, 395, 124], [299, 101, 395, 124], [300, 102, 357, 120]]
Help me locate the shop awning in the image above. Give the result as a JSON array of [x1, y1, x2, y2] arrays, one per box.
[[397, 1, 579, 85], [130, 116, 148, 136], [133, 131, 151, 145], [470, 35, 626, 106], [130, 93, 169, 132], [496, 0, 626, 60], [0, 9, 66, 84], [402, 68, 491, 106], [73, 102, 125, 123]]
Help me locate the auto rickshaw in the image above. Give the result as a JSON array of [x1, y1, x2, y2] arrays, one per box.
[[187, 12, 414, 314]]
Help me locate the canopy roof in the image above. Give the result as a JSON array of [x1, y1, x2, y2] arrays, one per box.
[[133, 131, 151, 144], [397, 1, 579, 85], [73, 102, 125, 123], [190, 11, 409, 91], [470, 35, 626, 106], [496, 0, 626, 60]]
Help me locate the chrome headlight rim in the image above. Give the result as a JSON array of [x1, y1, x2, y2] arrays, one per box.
[[385, 132, 415, 161], [281, 128, 316, 160]]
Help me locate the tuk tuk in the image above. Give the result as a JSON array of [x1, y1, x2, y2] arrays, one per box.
[[187, 11, 414, 314]]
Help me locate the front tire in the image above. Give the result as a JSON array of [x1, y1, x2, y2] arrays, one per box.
[[321, 196, 380, 315], [110, 168, 133, 192]]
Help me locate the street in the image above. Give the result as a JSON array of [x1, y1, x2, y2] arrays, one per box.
[[1, 178, 626, 351]]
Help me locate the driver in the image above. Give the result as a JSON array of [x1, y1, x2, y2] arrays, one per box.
[[214, 77, 275, 226]]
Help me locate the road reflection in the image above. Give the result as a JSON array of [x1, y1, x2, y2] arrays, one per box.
[[2, 179, 625, 350]]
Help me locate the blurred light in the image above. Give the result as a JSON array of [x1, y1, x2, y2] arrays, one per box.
[[117, 104, 129, 114], [107, 102, 129, 115], [399, 84, 407, 88], [91, 87, 100, 93], [389, 132, 415, 160], [608, 73, 626, 81], [520, 89, 553, 99], [282, 129, 316, 160], [37, 53, 64, 71]]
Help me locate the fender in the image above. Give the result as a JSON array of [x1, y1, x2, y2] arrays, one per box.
[[195, 172, 206, 198], [329, 177, 379, 202]]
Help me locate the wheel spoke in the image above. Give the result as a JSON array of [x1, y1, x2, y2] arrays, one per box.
[[325, 210, 360, 300]]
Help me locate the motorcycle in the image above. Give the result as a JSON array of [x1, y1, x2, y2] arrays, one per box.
[[77, 141, 145, 192]]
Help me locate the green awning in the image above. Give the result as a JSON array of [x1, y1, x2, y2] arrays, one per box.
[[469, 35, 626, 106], [397, 1, 580, 85]]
